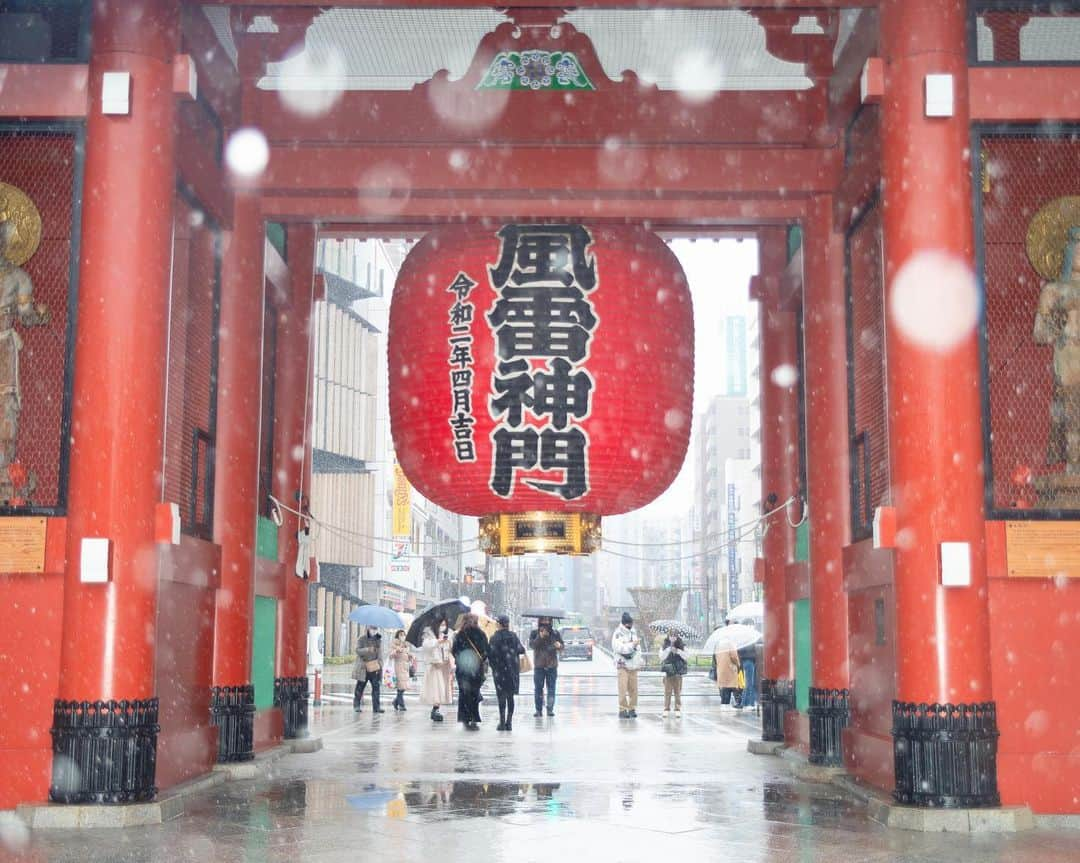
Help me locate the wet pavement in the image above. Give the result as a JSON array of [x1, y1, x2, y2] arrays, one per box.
[[5, 654, 1080, 862]]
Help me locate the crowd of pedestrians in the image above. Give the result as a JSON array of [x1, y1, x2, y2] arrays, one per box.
[[351, 612, 756, 729]]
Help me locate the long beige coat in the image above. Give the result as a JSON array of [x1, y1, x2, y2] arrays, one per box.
[[389, 639, 412, 691], [714, 643, 741, 689], [420, 634, 453, 706]]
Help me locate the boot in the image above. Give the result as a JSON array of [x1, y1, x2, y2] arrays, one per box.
[[431, 707, 444, 722]]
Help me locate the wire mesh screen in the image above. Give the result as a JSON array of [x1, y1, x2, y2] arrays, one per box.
[[846, 201, 890, 538], [162, 193, 220, 538], [0, 126, 78, 513], [972, 6, 1080, 64], [977, 128, 1080, 515]]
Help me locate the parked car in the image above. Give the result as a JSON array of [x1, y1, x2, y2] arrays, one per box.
[[560, 625, 594, 660]]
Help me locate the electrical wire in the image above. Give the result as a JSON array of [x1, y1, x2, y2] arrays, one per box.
[[598, 521, 764, 563], [601, 495, 796, 548]]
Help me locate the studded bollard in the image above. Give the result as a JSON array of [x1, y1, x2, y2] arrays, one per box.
[[892, 700, 1000, 808], [210, 685, 255, 763], [49, 697, 160, 804], [808, 687, 850, 767], [274, 676, 309, 739]]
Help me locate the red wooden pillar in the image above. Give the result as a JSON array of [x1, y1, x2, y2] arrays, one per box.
[[53, 0, 178, 803], [273, 224, 316, 738], [755, 226, 800, 742], [802, 195, 853, 765], [209, 189, 264, 762], [880, 0, 998, 807]]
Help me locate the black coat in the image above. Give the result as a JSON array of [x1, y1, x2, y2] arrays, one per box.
[[450, 627, 490, 683], [488, 629, 526, 694]]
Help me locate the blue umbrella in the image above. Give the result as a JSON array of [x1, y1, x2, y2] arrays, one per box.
[[348, 605, 405, 629]]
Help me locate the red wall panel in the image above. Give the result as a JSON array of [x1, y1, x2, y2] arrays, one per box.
[[154, 541, 219, 790], [0, 570, 63, 808], [985, 522, 1080, 813]]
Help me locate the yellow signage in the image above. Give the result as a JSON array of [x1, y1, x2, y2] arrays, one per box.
[[0, 517, 47, 572], [1005, 521, 1080, 579], [392, 464, 412, 538], [479, 512, 601, 557]]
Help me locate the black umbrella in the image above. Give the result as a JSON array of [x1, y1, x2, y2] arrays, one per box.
[[521, 607, 567, 619], [406, 598, 470, 647]]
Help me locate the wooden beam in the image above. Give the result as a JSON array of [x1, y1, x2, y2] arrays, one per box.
[[206, 1, 875, 8], [246, 86, 822, 147], [969, 67, 1080, 122], [0, 64, 87, 118], [260, 144, 840, 197], [258, 191, 809, 224]]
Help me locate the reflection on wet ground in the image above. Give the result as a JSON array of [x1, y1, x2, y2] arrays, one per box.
[[8, 662, 1080, 862]]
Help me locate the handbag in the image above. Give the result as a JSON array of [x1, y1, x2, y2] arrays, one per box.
[[660, 659, 677, 677], [519, 652, 532, 673], [364, 659, 381, 674]]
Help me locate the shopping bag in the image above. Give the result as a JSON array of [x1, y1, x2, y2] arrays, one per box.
[[519, 652, 532, 673], [383, 666, 397, 690], [737, 669, 746, 689]]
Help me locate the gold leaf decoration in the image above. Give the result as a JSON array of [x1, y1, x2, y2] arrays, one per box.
[[1026, 195, 1080, 282]]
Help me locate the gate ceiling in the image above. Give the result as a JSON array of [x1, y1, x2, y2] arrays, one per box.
[[189, 2, 882, 229]]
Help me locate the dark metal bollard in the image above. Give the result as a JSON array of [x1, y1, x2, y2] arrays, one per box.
[[808, 687, 850, 766], [49, 698, 159, 804], [274, 676, 309, 739], [761, 678, 793, 742], [892, 700, 1000, 808], [210, 685, 255, 763]]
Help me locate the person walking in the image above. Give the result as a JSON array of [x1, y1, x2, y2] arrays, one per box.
[[714, 632, 742, 708], [612, 612, 643, 719], [353, 626, 384, 714], [529, 616, 563, 717], [419, 624, 451, 722], [488, 614, 526, 731], [451, 613, 489, 730], [738, 640, 759, 709], [389, 629, 413, 711], [659, 633, 689, 717]]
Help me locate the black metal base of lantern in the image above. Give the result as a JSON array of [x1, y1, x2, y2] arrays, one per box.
[[892, 700, 1000, 808], [49, 698, 159, 804], [210, 685, 255, 763], [761, 678, 793, 742], [808, 687, 850, 766], [274, 676, 309, 740]]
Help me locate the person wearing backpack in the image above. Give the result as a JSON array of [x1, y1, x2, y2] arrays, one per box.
[[659, 633, 689, 717]]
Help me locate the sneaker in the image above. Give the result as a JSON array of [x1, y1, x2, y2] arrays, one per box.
[[629, 710, 637, 718], [662, 710, 670, 717], [675, 710, 682, 718], [546, 710, 555, 717], [618, 710, 629, 719], [373, 708, 385, 714], [534, 710, 543, 717]]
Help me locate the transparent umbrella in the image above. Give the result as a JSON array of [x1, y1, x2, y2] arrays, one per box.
[[702, 623, 762, 653]]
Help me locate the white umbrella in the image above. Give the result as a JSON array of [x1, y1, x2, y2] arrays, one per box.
[[726, 601, 763, 624], [702, 623, 762, 654]]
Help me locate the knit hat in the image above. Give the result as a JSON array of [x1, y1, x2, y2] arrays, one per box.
[[621, 612, 633, 626]]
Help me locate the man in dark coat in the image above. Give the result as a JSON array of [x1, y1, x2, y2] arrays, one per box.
[[529, 616, 564, 717], [488, 614, 526, 731]]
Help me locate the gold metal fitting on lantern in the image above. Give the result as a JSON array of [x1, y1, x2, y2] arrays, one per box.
[[478, 512, 601, 557]]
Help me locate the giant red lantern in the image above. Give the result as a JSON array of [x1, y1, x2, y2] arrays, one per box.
[[389, 223, 693, 555]]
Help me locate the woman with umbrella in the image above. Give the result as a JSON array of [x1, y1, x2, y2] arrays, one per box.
[[419, 622, 453, 722], [487, 614, 526, 731], [451, 613, 489, 730]]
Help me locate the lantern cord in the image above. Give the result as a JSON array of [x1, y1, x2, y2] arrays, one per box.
[[785, 496, 809, 528], [602, 495, 797, 548], [267, 493, 483, 558]]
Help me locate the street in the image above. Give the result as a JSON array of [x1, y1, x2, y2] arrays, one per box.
[[11, 657, 1079, 863]]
